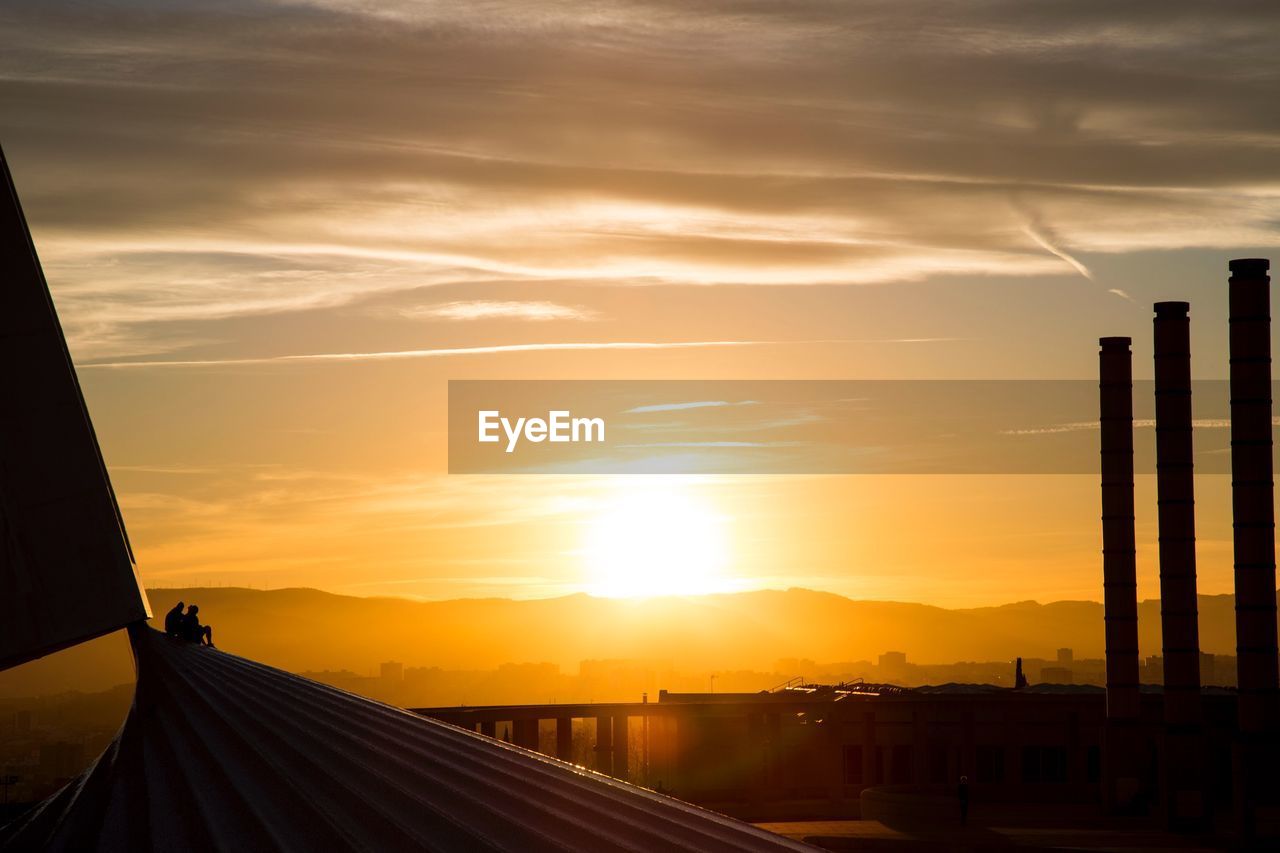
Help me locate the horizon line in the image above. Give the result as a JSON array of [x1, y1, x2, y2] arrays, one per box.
[[137, 581, 1263, 610]]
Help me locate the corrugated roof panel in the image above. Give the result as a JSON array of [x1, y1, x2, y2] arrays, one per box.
[[1, 627, 818, 851]]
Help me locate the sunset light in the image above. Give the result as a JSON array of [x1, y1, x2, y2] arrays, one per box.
[[5, 2, 1280, 845], [581, 484, 732, 598]]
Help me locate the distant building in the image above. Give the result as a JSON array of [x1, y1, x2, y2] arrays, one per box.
[[1057, 648, 1073, 666], [877, 651, 907, 675], [1041, 666, 1073, 684], [298, 669, 376, 694], [380, 661, 403, 683]]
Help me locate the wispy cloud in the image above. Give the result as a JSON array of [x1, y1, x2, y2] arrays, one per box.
[[400, 300, 600, 322], [81, 339, 859, 369], [1000, 421, 1100, 436], [80, 337, 964, 369], [1012, 197, 1093, 282], [615, 441, 804, 449], [112, 464, 223, 475], [624, 400, 759, 414], [5, 0, 1279, 359], [1000, 417, 1280, 435]]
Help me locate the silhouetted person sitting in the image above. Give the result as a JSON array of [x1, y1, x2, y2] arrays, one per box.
[[182, 604, 214, 647], [164, 601, 185, 638], [958, 775, 970, 825]]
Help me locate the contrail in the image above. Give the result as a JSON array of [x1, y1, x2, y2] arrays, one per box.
[[1022, 223, 1093, 280], [1011, 196, 1094, 282], [80, 338, 961, 369]]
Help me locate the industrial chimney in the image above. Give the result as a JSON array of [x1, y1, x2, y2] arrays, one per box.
[[1100, 336, 1141, 724], [1227, 258, 1279, 834], [1153, 302, 1201, 721], [1227, 259, 1278, 737], [1100, 336, 1142, 811], [1153, 302, 1203, 825]]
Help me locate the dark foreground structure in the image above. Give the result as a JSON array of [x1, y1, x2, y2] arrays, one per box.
[[0, 145, 813, 851], [416, 684, 1238, 826], [2, 628, 812, 851], [419, 260, 1280, 841]]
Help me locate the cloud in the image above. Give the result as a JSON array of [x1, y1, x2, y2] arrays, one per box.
[[1014, 199, 1094, 282], [3, 0, 1279, 357], [80, 338, 851, 368], [79, 337, 963, 369], [614, 441, 802, 448], [401, 300, 600, 322], [624, 400, 759, 414], [999, 416, 1280, 435]]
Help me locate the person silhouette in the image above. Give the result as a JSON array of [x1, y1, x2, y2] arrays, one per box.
[[958, 775, 970, 825], [164, 601, 185, 638], [182, 604, 214, 646]]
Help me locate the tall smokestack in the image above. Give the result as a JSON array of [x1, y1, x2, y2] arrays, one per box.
[[1100, 336, 1142, 813], [1153, 302, 1201, 723], [1228, 258, 1278, 735], [1153, 302, 1203, 827], [1100, 336, 1140, 724]]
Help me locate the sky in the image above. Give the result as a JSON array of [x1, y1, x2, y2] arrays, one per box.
[[2, 0, 1277, 606]]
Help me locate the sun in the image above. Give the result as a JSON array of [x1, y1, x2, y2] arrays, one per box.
[[581, 484, 733, 598]]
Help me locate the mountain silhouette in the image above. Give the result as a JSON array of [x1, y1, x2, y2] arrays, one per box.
[[0, 586, 1261, 698]]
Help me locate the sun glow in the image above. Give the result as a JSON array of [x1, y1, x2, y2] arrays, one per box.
[[581, 484, 733, 598]]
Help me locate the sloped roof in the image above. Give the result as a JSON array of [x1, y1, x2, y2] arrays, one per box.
[[1, 627, 816, 852], [0, 145, 149, 671]]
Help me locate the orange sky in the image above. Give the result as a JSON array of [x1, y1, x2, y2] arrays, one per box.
[[3, 0, 1277, 606]]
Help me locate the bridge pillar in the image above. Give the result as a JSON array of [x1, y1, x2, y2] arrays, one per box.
[[613, 715, 629, 779], [595, 716, 613, 776], [556, 717, 573, 761], [513, 718, 540, 751]]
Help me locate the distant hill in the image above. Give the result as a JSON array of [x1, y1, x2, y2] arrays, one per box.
[[0, 586, 1264, 698]]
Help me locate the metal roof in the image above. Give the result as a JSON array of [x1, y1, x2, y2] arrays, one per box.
[[2, 627, 817, 852]]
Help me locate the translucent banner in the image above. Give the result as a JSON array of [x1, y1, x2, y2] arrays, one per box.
[[447, 379, 1275, 475]]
